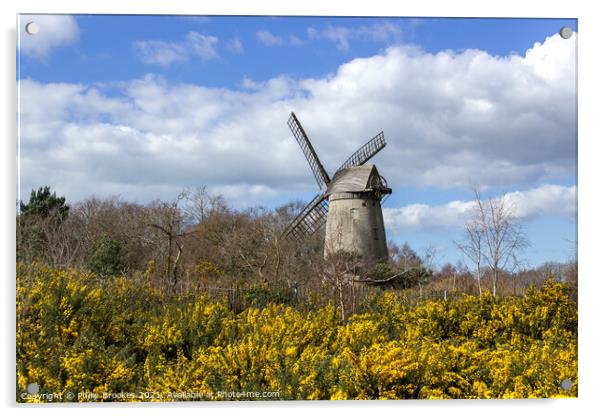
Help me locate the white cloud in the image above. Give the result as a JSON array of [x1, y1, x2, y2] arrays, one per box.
[[256, 31, 307, 47], [315, 26, 351, 50], [18, 33, 576, 209], [365, 21, 402, 42], [289, 35, 304, 46], [135, 32, 219, 67], [226, 37, 244, 53], [19, 15, 79, 60], [383, 184, 577, 232], [506, 184, 577, 219], [135, 40, 188, 67], [186, 32, 219, 60], [384, 200, 476, 231], [256, 30, 284, 46], [307, 21, 402, 50], [216, 184, 280, 208]]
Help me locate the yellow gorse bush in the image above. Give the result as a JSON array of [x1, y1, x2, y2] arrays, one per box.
[[16, 262, 577, 401]]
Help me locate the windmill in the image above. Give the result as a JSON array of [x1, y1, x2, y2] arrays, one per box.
[[283, 112, 392, 264]]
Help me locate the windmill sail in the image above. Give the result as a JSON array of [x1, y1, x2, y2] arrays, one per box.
[[288, 112, 331, 189], [283, 193, 329, 240], [283, 110, 392, 264], [335, 131, 386, 174]]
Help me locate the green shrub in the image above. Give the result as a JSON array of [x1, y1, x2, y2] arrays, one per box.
[[88, 233, 123, 277]]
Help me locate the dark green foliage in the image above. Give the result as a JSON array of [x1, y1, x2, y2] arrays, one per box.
[[241, 286, 298, 308], [364, 262, 433, 290], [20, 186, 69, 222], [88, 233, 123, 277], [367, 262, 397, 281], [17, 186, 70, 264], [403, 266, 433, 287]]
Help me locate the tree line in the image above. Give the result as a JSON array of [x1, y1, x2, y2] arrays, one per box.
[[16, 185, 577, 313]]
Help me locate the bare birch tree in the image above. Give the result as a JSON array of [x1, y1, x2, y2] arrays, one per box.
[[456, 216, 485, 297], [179, 186, 228, 226], [457, 189, 530, 297]]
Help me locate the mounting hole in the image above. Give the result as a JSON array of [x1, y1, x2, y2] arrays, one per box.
[[26, 382, 39, 394], [560, 378, 573, 390], [559, 26, 573, 39], [25, 22, 39, 35]]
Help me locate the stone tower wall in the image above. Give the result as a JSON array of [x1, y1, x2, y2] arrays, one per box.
[[324, 192, 388, 263]]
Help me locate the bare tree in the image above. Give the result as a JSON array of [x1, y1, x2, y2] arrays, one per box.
[[179, 186, 228, 226], [389, 242, 423, 270], [421, 245, 440, 270], [456, 217, 485, 298], [146, 199, 188, 292], [320, 251, 364, 321], [436, 262, 460, 297], [458, 189, 530, 297], [17, 212, 84, 268]]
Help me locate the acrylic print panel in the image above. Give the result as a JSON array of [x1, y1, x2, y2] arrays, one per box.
[[16, 14, 577, 402]]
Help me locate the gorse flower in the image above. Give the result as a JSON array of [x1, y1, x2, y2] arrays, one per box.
[[17, 263, 577, 401]]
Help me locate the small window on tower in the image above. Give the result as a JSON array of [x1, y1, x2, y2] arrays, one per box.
[[350, 208, 358, 220], [373, 227, 379, 240]]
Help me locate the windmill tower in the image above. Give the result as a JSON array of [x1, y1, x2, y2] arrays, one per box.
[[284, 112, 392, 264]]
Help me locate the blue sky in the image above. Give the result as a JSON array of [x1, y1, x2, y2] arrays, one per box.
[[19, 16, 576, 87], [17, 15, 577, 268]]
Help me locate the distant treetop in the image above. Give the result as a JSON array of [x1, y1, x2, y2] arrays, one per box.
[[20, 186, 69, 221]]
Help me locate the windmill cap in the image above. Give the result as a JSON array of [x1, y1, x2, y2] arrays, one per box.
[[326, 164, 391, 195]]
